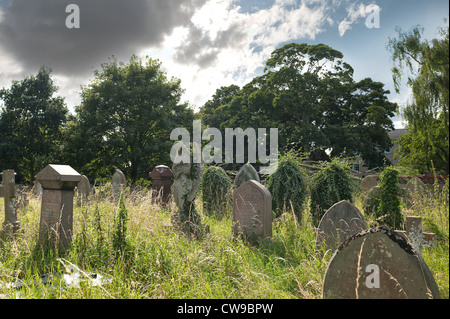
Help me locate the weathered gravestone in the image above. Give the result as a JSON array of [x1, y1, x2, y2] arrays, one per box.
[[323, 226, 440, 299], [37, 165, 81, 250], [233, 180, 272, 243], [234, 163, 260, 189], [361, 175, 378, 192], [77, 175, 91, 199], [111, 169, 126, 199], [405, 177, 428, 198], [0, 170, 21, 236], [316, 200, 367, 252], [395, 216, 436, 256], [33, 181, 43, 197], [171, 142, 208, 238], [149, 165, 174, 205]]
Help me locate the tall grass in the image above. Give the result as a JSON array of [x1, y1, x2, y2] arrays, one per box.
[[0, 179, 448, 299]]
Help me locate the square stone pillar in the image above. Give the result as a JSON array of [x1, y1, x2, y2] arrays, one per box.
[[36, 165, 81, 250]]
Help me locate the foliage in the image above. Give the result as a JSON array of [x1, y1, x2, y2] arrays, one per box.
[[374, 167, 403, 229], [65, 55, 195, 184], [267, 154, 307, 221], [0, 67, 68, 184], [309, 161, 354, 226], [200, 43, 397, 168], [0, 182, 448, 299], [388, 21, 449, 174], [112, 196, 131, 260], [201, 165, 232, 218]]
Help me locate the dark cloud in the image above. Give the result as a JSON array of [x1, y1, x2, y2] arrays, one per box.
[[173, 22, 246, 68], [0, 0, 207, 76]]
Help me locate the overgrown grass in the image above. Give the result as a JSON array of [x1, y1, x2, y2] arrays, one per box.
[[0, 181, 448, 299]]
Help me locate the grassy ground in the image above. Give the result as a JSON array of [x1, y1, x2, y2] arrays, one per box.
[[0, 183, 448, 299]]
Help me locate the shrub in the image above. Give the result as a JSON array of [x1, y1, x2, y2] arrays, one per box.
[[201, 165, 232, 218], [310, 161, 353, 226], [374, 166, 403, 229], [267, 156, 307, 221]]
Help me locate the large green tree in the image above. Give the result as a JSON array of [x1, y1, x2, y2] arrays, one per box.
[[388, 22, 449, 174], [200, 43, 397, 169], [0, 67, 68, 184], [66, 55, 195, 183]]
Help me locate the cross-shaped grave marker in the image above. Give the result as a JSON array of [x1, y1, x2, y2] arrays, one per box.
[[395, 216, 436, 256], [0, 170, 21, 236]]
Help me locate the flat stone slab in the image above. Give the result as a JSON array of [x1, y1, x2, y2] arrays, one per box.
[[323, 226, 440, 299]]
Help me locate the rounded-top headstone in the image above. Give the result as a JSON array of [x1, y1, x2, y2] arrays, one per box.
[[77, 175, 91, 198], [234, 163, 260, 189], [149, 165, 174, 179], [323, 226, 440, 299], [316, 200, 367, 252], [361, 175, 378, 192], [405, 177, 427, 196]]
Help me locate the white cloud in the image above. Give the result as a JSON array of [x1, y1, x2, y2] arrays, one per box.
[[148, 0, 330, 108], [338, 2, 379, 36]]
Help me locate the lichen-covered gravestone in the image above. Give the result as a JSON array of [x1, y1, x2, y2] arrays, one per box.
[[37, 165, 81, 250], [0, 170, 21, 237], [171, 143, 208, 238], [323, 226, 440, 299], [233, 163, 260, 189], [232, 180, 272, 243], [316, 200, 367, 252], [77, 175, 91, 199], [111, 169, 126, 199], [360, 175, 378, 192]]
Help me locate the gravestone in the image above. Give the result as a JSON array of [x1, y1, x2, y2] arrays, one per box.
[[361, 175, 378, 192], [395, 216, 436, 256], [111, 169, 126, 198], [316, 200, 367, 252], [0, 170, 21, 236], [232, 180, 272, 243], [37, 164, 81, 250], [234, 163, 260, 189], [405, 177, 428, 197], [149, 165, 173, 205], [323, 226, 440, 299], [33, 181, 43, 197], [171, 142, 208, 238], [77, 175, 91, 199]]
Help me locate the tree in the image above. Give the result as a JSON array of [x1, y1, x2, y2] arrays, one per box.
[[200, 43, 397, 168], [0, 67, 68, 184], [309, 161, 354, 226], [67, 55, 195, 183], [388, 22, 449, 174]]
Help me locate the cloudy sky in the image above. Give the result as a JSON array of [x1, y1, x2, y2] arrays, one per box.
[[0, 0, 449, 129]]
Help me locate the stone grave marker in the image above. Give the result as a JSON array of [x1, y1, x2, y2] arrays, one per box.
[[323, 226, 440, 299], [77, 175, 91, 199], [395, 216, 436, 256], [149, 165, 173, 205], [233, 163, 260, 189], [316, 200, 367, 252], [406, 177, 428, 197], [37, 164, 81, 250], [360, 175, 378, 192], [33, 181, 43, 197], [232, 180, 272, 243], [111, 169, 126, 198], [0, 170, 21, 236]]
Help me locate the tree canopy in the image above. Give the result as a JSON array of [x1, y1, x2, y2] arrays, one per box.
[[388, 21, 449, 174], [199, 43, 397, 169]]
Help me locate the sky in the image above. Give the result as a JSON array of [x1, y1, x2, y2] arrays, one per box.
[[0, 0, 449, 129]]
